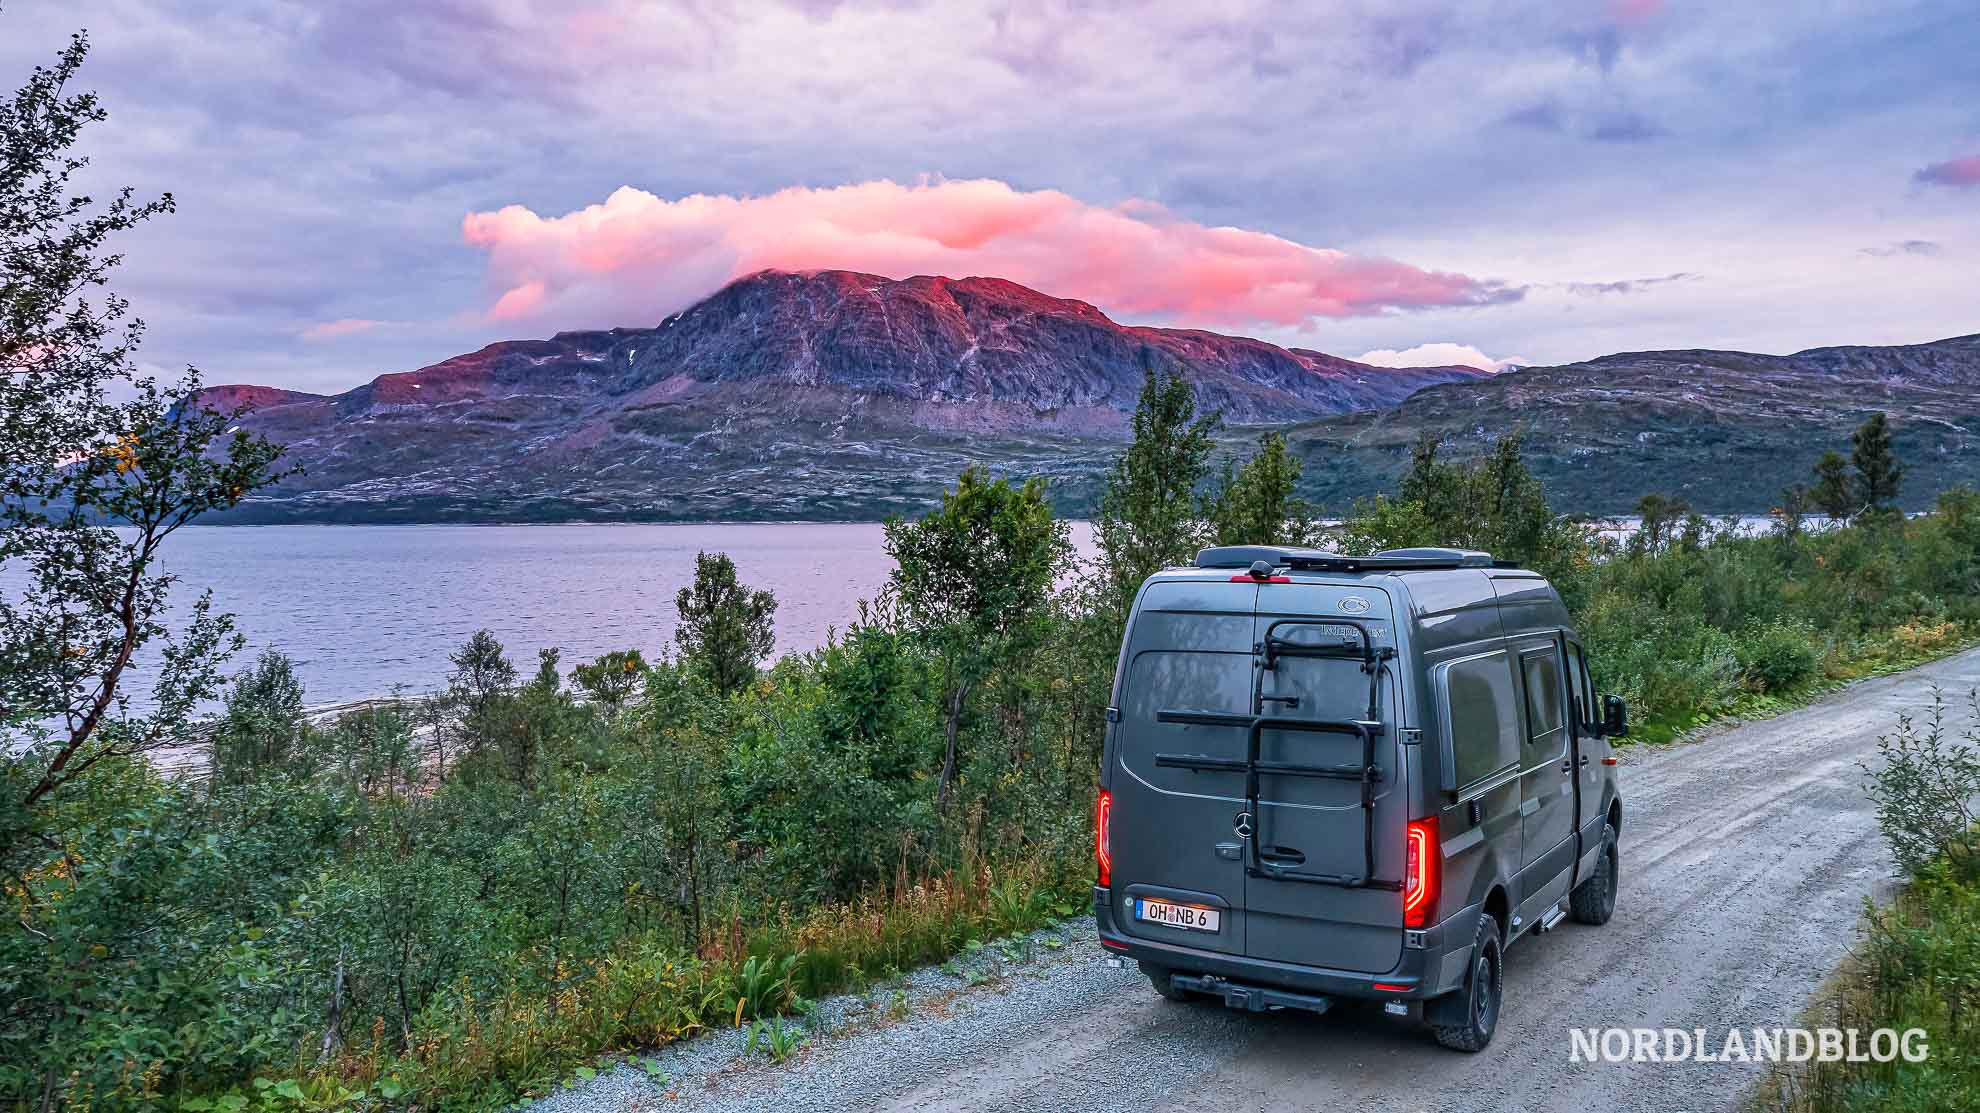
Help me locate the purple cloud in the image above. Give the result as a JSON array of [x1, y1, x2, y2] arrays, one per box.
[[1914, 155, 1980, 188], [1565, 272, 1698, 296], [1860, 240, 1941, 257]]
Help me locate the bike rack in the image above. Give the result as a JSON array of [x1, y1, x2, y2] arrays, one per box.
[[1155, 618, 1399, 891]]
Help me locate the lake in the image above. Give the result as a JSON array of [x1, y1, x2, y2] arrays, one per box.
[[39, 514, 1795, 711], [140, 522, 1096, 707]]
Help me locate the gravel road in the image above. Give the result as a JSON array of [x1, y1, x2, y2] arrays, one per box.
[[535, 646, 1980, 1113]]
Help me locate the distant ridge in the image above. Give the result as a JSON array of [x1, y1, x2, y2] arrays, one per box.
[[1280, 332, 1980, 515], [196, 269, 1487, 522]]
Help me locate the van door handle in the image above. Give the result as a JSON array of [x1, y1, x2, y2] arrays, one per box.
[[1561, 758, 1575, 773], [1258, 846, 1307, 866]]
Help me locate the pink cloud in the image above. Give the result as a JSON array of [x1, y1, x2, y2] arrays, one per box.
[[1915, 155, 1980, 189], [1610, 0, 1664, 25], [460, 178, 1518, 331], [299, 318, 383, 341]]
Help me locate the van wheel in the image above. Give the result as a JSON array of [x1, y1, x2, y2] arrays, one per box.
[[1432, 913, 1502, 1052], [1569, 822, 1618, 926], [1139, 962, 1190, 1001]]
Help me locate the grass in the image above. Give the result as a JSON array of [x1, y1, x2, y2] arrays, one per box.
[[1757, 858, 1980, 1113]]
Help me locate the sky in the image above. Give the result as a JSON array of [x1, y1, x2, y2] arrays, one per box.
[[4, 0, 1977, 394]]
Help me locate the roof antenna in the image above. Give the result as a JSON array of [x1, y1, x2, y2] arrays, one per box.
[[1247, 560, 1276, 580]]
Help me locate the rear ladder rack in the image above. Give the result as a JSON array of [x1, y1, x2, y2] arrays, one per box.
[[1154, 618, 1399, 891]]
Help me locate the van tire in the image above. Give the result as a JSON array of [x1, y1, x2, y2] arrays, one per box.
[[1431, 913, 1502, 1052], [1569, 822, 1618, 926], [1139, 962, 1191, 1001]]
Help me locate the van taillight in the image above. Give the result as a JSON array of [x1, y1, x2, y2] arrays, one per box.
[[1096, 790, 1113, 887], [1403, 817, 1438, 928]]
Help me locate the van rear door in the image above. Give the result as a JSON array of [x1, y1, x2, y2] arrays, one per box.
[[1245, 584, 1405, 975], [1109, 579, 1256, 956]]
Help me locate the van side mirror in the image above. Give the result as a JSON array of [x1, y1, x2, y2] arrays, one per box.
[[1602, 694, 1629, 739]]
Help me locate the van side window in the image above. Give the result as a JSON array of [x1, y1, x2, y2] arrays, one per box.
[[1442, 651, 1520, 787], [1565, 641, 1596, 729], [1521, 651, 1564, 751]]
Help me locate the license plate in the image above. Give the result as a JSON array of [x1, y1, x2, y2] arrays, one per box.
[[1135, 898, 1221, 933]]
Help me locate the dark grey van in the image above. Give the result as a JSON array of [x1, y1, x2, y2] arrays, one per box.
[[1093, 545, 1627, 1051]]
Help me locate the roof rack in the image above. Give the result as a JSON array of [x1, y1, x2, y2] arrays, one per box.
[[1194, 545, 1495, 572]]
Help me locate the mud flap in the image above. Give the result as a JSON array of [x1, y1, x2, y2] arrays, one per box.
[[1423, 988, 1470, 1026]]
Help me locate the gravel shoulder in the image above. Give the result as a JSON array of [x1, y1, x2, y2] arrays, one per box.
[[534, 647, 1980, 1113]]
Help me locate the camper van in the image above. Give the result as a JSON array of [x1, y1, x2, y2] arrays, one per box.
[[1092, 545, 1627, 1051]]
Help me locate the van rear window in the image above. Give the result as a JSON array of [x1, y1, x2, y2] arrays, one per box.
[[1442, 650, 1520, 787]]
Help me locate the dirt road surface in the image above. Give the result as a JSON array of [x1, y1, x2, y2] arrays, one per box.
[[546, 647, 1980, 1113]]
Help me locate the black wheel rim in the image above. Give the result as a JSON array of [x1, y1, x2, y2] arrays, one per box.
[[1604, 841, 1619, 912], [1473, 952, 1494, 1029]]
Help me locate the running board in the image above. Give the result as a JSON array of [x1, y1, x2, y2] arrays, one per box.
[[1536, 903, 1568, 933], [1170, 973, 1336, 1015]]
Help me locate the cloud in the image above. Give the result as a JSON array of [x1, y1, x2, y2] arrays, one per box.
[[1611, 0, 1665, 25], [1564, 271, 1698, 296], [1588, 111, 1667, 143], [1498, 100, 1665, 144], [1860, 240, 1941, 257], [460, 178, 1520, 331], [299, 318, 384, 341], [1355, 342, 1529, 373], [1914, 155, 1980, 188]]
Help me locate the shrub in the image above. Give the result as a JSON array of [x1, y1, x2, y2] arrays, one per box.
[[210, 650, 309, 785], [1735, 620, 1824, 694], [1861, 689, 1980, 877]]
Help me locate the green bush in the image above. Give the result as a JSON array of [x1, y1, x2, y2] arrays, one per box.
[[1736, 620, 1825, 694], [1861, 689, 1980, 877]]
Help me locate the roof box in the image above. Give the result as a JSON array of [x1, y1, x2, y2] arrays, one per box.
[[1194, 545, 1495, 572]]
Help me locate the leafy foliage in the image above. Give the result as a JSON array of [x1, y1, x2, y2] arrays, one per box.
[[570, 649, 646, 709], [0, 27, 286, 831], [1205, 430, 1319, 547], [1341, 432, 1591, 591], [885, 467, 1070, 808], [674, 552, 777, 695], [1814, 450, 1854, 519], [1862, 689, 1980, 877], [211, 650, 308, 785], [1089, 368, 1220, 624]]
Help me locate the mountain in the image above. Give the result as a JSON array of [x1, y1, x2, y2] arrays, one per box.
[[1280, 334, 1980, 515], [192, 384, 326, 412], [196, 269, 1486, 522]]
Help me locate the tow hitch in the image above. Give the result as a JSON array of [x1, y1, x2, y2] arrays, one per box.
[[1170, 973, 1337, 1016]]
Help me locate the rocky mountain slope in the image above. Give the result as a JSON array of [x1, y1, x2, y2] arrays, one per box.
[[198, 269, 1484, 522], [1282, 334, 1980, 514]]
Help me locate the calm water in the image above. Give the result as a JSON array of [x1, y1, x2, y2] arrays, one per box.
[[140, 523, 1094, 707], [31, 515, 1798, 711]]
